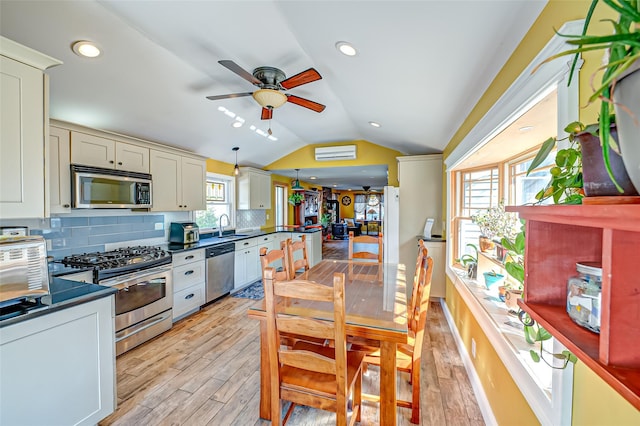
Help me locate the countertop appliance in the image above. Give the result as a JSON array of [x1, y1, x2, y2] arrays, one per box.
[[71, 164, 152, 209], [60, 245, 172, 355], [0, 226, 28, 236], [205, 243, 235, 304], [170, 222, 200, 244], [0, 236, 50, 320]]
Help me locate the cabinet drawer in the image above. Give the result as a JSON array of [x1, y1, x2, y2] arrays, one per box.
[[173, 261, 205, 292], [235, 238, 257, 250], [172, 249, 205, 265], [173, 283, 204, 320], [61, 271, 94, 283]]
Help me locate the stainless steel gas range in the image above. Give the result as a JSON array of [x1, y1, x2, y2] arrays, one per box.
[[60, 246, 172, 356]]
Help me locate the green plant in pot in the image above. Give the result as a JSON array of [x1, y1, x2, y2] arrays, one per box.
[[534, 0, 640, 193], [288, 192, 304, 206], [456, 243, 478, 279], [501, 220, 525, 311], [471, 202, 520, 252]]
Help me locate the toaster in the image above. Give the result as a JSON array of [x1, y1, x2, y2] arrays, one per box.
[[169, 222, 200, 244], [0, 235, 50, 303]]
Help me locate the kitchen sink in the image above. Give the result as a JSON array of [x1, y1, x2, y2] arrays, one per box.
[[216, 234, 250, 239]]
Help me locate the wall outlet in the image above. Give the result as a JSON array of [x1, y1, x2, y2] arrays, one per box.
[[266, 213, 269, 220], [471, 338, 477, 359], [154, 222, 164, 231]]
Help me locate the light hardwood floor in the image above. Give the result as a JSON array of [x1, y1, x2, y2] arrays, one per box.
[[99, 291, 484, 426]]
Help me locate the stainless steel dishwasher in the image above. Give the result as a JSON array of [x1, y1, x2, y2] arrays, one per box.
[[205, 243, 235, 303]]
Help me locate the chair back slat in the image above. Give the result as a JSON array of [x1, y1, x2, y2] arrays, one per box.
[[409, 242, 428, 330], [410, 257, 433, 337], [279, 351, 337, 375], [348, 231, 383, 262], [277, 316, 335, 340], [259, 246, 290, 281], [284, 236, 310, 278]]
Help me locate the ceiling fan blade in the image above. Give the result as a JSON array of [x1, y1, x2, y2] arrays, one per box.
[[218, 60, 262, 86], [261, 107, 273, 120], [206, 92, 254, 101], [280, 68, 322, 89], [286, 95, 326, 113]]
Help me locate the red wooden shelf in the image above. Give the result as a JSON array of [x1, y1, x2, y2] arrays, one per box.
[[507, 205, 640, 411]]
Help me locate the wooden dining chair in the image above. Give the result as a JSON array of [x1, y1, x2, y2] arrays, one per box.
[[348, 231, 383, 262], [409, 240, 428, 326], [263, 267, 365, 426], [284, 236, 310, 278], [355, 253, 433, 424], [259, 246, 290, 281]]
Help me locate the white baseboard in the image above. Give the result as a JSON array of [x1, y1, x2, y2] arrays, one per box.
[[440, 299, 498, 426]]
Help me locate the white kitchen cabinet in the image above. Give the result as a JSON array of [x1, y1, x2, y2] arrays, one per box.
[[237, 167, 271, 209], [0, 38, 61, 219], [0, 296, 115, 425], [423, 240, 446, 298], [150, 150, 206, 212], [234, 238, 260, 289], [172, 249, 205, 320], [70, 131, 150, 173], [49, 126, 71, 214]]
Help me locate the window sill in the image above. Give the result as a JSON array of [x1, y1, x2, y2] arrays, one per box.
[[446, 265, 561, 425]]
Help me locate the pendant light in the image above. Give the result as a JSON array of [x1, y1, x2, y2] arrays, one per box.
[[292, 168, 304, 190], [232, 147, 240, 176]]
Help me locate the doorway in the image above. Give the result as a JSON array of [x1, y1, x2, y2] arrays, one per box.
[[274, 184, 287, 227]]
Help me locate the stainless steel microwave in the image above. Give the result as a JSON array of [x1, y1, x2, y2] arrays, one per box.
[[71, 164, 152, 209]]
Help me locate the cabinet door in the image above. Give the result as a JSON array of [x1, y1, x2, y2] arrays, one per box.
[[0, 56, 46, 218], [259, 173, 271, 209], [180, 157, 206, 211], [115, 142, 149, 173], [150, 150, 181, 211], [423, 241, 445, 298], [234, 250, 247, 289], [246, 246, 260, 284], [249, 172, 264, 208], [49, 126, 71, 214], [70, 131, 115, 169]]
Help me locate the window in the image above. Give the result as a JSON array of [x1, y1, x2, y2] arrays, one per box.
[[354, 193, 384, 221], [194, 173, 235, 230], [510, 152, 555, 205]]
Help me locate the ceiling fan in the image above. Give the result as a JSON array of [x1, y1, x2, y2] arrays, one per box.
[[206, 60, 326, 120]]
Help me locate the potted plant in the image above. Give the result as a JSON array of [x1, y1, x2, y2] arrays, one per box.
[[527, 120, 637, 203], [288, 192, 304, 206], [471, 201, 520, 252], [501, 220, 526, 311], [456, 243, 479, 279], [534, 0, 640, 192], [483, 270, 505, 289]]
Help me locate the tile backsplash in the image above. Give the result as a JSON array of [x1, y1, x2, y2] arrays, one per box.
[[236, 209, 266, 230], [0, 211, 190, 259]]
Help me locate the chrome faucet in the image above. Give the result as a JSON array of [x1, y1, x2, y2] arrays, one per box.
[[218, 214, 230, 237]]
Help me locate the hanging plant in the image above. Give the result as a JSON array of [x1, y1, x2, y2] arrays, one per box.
[[288, 192, 304, 205]]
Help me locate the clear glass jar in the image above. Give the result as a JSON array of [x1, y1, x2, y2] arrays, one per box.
[[566, 261, 602, 333]]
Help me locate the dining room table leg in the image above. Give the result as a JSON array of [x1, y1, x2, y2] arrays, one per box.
[[379, 340, 397, 426], [258, 320, 271, 420]]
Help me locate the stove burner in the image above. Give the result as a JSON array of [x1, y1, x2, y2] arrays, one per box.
[[62, 246, 170, 271]]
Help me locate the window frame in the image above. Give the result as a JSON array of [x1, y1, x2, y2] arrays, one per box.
[[194, 172, 236, 231]]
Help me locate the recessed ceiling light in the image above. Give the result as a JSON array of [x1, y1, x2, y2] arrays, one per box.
[[309, 176, 317, 180], [231, 121, 243, 128], [335, 41, 357, 57], [519, 126, 534, 132], [72, 41, 101, 58], [369, 121, 381, 128]]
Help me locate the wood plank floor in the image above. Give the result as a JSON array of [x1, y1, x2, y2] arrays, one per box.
[[99, 290, 484, 426]]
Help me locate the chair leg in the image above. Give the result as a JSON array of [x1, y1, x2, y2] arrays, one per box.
[[282, 402, 295, 425], [355, 368, 362, 422], [410, 361, 420, 424]]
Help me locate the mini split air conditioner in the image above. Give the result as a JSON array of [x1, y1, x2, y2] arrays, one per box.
[[314, 145, 357, 161]]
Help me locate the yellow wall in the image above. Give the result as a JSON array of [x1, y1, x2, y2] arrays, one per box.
[[442, 1, 639, 424], [266, 139, 403, 186], [205, 158, 234, 176]]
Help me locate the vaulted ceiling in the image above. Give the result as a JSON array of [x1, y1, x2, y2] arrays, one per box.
[[1, 0, 547, 186]]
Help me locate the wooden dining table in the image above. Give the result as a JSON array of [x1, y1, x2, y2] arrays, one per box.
[[247, 259, 408, 425]]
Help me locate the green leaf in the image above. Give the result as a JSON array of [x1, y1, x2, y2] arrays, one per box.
[[563, 121, 586, 134], [537, 327, 552, 341], [527, 137, 556, 175], [524, 326, 536, 344], [530, 350, 541, 363]]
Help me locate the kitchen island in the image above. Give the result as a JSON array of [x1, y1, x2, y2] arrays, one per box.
[[0, 277, 117, 425]]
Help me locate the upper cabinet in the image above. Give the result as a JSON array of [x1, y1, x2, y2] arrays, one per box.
[[0, 37, 61, 219], [237, 167, 271, 210], [49, 126, 71, 214], [70, 131, 149, 173], [150, 150, 205, 212]]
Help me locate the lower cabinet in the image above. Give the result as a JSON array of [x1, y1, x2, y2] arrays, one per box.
[[0, 296, 115, 425], [172, 249, 205, 321], [234, 238, 259, 289], [423, 240, 446, 298]]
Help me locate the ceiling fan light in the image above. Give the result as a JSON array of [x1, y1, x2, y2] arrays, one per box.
[[252, 89, 287, 109]]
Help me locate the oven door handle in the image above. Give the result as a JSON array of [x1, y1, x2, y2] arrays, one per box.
[[99, 265, 171, 287], [115, 311, 171, 342]]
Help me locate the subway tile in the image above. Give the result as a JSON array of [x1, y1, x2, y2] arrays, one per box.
[[71, 227, 92, 237], [88, 224, 133, 235], [50, 236, 89, 249], [49, 244, 105, 260], [143, 230, 165, 239], [143, 215, 164, 223], [89, 216, 118, 226], [117, 215, 145, 224], [60, 217, 88, 227]]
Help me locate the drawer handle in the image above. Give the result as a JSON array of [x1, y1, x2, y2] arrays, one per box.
[[185, 293, 195, 300], [185, 255, 194, 260], [184, 270, 194, 275], [243, 242, 249, 246]]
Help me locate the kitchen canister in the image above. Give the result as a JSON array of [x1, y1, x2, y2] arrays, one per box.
[[566, 261, 602, 333]]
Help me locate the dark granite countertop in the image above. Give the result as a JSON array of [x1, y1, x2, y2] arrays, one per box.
[[165, 226, 322, 253], [0, 277, 116, 328]]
